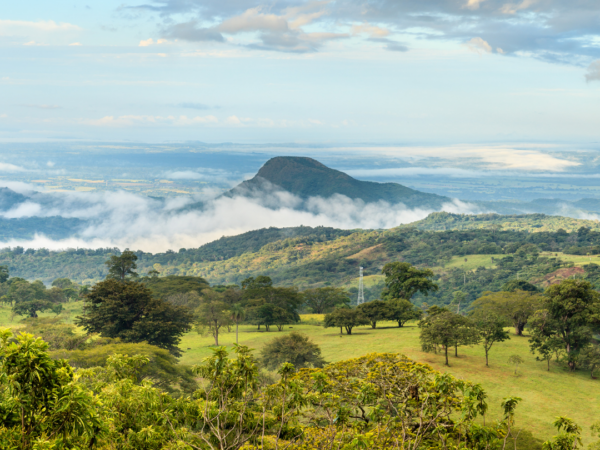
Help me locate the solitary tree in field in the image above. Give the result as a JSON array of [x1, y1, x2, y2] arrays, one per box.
[[381, 262, 438, 301], [196, 290, 232, 346], [105, 250, 138, 281], [324, 307, 370, 335], [261, 332, 326, 370], [471, 311, 510, 367], [386, 298, 422, 327]]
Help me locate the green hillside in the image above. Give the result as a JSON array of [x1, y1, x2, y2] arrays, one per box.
[[228, 156, 450, 208], [6, 213, 600, 312], [411, 211, 600, 232]]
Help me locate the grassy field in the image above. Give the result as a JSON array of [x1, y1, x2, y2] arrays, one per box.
[[2, 306, 598, 444], [179, 315, 600, 444], [540, 252, 600, 266], [438, 254, 504, 271]]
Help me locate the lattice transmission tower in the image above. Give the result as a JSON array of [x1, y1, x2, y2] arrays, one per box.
[[357, 267, 365, 306]]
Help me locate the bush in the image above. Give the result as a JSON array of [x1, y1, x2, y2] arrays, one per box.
[[261, 331, 327, 370]]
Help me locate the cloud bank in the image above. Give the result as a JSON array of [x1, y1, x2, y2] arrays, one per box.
[[0, 186, 481, 253]]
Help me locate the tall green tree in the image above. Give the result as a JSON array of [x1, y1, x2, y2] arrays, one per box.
[[381, 262, 438, 301], [386, 298, 422, 327], [357, 300, 390, 329], [324, 307, 370, 335], [77, 279, 193, 356], [528, 309, 564, 371], [302, 287, 350, 314], [105, 249, 138, 281], [420, 311, 477, 366], [470, 310, 510, 367], [471, 290, 542, 336], [196, 290, 232, 346], [541, 279, 600, 371]]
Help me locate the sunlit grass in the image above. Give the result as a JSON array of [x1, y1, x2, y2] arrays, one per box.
[[179, 315, 600, 443]]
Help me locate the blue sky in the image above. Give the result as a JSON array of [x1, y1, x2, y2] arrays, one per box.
[[2, 0, 600, 143]]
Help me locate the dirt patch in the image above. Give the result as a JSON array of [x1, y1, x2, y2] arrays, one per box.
[[534, 266, 584, 287]]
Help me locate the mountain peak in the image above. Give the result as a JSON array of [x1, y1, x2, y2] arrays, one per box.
[[228, 156, 450, 208]]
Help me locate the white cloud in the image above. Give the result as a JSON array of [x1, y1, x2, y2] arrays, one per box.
[[2, 201, 42, 219], [47, 161, 55, 167], [341, 144, 581, 172], [0, 163, 26, 172], [0, 114, 7, 119], [465, 37, 492, 54], [585, 60, 600, 82], [69, 42, 82, 46], [0, 187, 481, 253]]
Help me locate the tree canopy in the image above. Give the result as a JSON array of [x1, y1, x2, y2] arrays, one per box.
[[261, 331, 326, 370], [77, 279, 193, 356], [381, 262, 438, 301]]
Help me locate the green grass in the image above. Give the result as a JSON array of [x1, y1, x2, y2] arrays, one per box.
[[3, 304, 599, 444], [179, 316, 600, 444], [540, 252, 600, 267], [437, 254, 504, 271]]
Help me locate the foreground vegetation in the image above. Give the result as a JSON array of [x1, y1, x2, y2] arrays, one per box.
[[3, 227, 600, 448]]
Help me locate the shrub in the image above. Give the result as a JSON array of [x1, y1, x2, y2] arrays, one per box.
[[261, 331, 327, 370]]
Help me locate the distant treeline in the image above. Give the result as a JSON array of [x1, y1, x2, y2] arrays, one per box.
[[4, 220, 600, 309]]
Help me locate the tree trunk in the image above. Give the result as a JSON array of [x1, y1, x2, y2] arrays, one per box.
[[547, 358, 550, 372], [371, 321, 377, 329], [339, 326, 342, 335], [236, 322, 239, 345], [445, 346, 449, 366], [214, 324, 219, 346], [485, 349, 489, 367], [265, 324, 270, 332], [346, 326, 353, 335], [398, 321, 403, 328], [455, 344, 458, 357], [515, 323, 524, 336]]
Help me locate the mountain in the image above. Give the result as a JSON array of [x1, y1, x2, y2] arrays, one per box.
[[227, 156, 451, 208]]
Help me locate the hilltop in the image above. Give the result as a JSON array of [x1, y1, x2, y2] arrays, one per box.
[[227, 156, 451, 208]]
